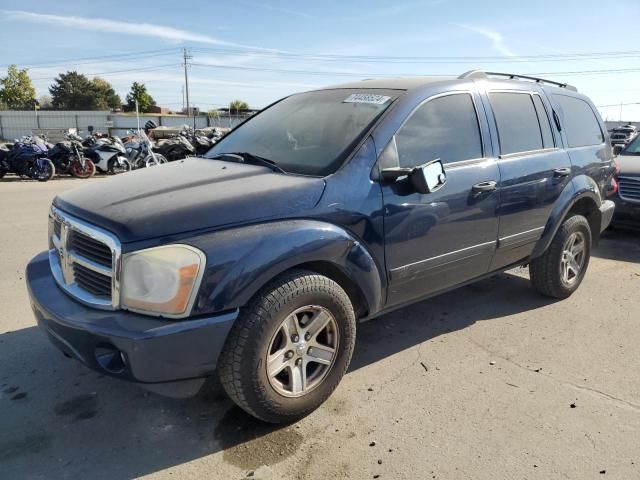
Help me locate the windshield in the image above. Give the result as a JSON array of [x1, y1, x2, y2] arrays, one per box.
[[621, 135, 640, 155], [205, 89, 400, 176]]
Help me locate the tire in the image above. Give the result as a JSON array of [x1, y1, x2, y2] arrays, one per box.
[[218, 269, 356, 423], [530, 214, 591, 298], [70, 158, 95, 178], [144, 154, 168, 168], [33, 159, 55, 182], [108, 158, 131, 174]]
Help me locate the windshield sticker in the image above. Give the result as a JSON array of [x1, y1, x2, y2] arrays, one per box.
[[343, 93, 391, 105]]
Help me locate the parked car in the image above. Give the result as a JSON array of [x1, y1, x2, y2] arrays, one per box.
[[27, 71, 615, 423], [610, 125, 637, 154], [611, 134, 640, 227]]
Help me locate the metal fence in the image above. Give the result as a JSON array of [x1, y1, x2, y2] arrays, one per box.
[[0, 110, 250, 141]]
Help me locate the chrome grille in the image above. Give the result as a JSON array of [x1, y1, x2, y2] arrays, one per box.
[[49, 206, 121, 309], [73, 262, 112, 297], [69, 231, 113, 268], [618, 176, 640, 203]]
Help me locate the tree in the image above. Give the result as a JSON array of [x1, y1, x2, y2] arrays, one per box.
[[126, 82, 155, 112], [92, 77, 121, 110], [229, 99, 249, 114], [49, 71, 98, 110], [38, 94, 53, 110], [0, 65, 36, 109]]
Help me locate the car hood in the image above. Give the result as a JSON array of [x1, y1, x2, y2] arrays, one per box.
[[617, 155, 640, 176], [54, 157, 325, 243]]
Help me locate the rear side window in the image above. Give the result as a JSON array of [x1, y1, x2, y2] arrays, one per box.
[[532, 95, 554, 148], [489, 92, 543, 155], [553, 95, 604, 147], [395, 93, 483, 167]]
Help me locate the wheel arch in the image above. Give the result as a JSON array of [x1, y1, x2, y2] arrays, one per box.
[[531, 177, 602, 259], [190, 220, 384, 319]]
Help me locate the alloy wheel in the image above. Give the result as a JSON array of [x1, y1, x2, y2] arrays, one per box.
[[266, 305, 339, 398]]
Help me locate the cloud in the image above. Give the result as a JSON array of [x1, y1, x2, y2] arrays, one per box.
[[370, 0, 447, 18], [0, 10, 274, 51], [458, 24, 518, 58], [235, 1, 313, 19]]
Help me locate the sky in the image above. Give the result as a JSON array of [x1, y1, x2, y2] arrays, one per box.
[[1, 0, 640, 119]]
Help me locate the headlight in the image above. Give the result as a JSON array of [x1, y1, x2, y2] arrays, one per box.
[[121, 245, 206, 317]]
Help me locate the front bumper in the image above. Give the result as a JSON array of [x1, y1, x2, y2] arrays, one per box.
[[611, 195, 640, 228], [27, 251, 238, 397]]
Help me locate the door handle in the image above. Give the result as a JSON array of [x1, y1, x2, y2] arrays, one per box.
[[472, 181, 497, 192], [554, 167, 571, 177]]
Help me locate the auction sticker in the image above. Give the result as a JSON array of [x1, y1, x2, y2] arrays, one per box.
[[343, 93, 391, 105]]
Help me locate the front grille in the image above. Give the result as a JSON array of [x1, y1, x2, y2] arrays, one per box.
[[48, 207, 121, 309], [73, 262, 112, 297], [69, 231, 113, 268], [619, 176, 640, 203]]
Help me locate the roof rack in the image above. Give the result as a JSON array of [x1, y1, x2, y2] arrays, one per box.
[[458, 70, 577, 92]]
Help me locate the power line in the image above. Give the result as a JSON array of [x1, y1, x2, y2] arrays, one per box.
[[191, 62, 640, 78], [191, 46, 640, 63], [30, 64, 178, 81], [1, 48, 179, 70]]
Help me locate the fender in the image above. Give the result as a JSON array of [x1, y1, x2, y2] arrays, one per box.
[[187, 220, 384, 317], [531, 174, 602, 259]]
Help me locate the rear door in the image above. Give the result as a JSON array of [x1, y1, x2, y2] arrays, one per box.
[[481, 88, 573, 270], [380, 91, 500, 308]]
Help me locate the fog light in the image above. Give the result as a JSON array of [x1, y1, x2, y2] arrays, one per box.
[[95, 346, 127, 374]]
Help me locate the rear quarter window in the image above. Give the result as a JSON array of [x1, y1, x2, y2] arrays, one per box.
[[553, 95, 604, 148]]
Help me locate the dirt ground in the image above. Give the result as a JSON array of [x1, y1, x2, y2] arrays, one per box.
[[1, 176, 639, 480]]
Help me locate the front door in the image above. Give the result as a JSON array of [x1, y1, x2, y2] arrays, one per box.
[[380, 92, 500, 308]]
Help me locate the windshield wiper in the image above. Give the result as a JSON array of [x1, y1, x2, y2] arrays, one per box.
[[209, 152, 286, 174]]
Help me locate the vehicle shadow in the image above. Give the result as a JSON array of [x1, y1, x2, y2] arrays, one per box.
[[594, 228, 640, 263], [0, 271, 554, 479]]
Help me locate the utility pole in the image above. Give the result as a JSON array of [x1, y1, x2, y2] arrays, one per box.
[[182, 48, 192, 116], [181, 85, 184, 112]]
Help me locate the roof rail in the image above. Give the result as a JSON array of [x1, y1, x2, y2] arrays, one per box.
[[458, 70, 577, 92]]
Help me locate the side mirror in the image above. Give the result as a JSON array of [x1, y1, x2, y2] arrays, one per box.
[[381, 159, 446, 194]]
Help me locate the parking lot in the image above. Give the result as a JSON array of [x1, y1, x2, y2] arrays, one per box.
[[1, 177, 639, 479]]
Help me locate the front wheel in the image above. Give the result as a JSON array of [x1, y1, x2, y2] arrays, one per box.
[[32, 158, 55, 182], [144, 153, 168, 168], [218, 270, 356, 423], [530, 214, 592, 298], [108, 157, 131, 175], [70, 158, 95, 178]]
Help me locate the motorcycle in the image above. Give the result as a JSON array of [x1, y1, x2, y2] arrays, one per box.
[[0, 136, 55, 181], [83, 134, 131, 174], [47, 133, 95, 178], [123, 130, 168, 169], [153, 131, 196, 161]]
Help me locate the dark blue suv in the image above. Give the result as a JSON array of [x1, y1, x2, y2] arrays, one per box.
[[27, 71, 615, 423]]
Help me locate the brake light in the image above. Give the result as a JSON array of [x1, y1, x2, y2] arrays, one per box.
[[613, 157, 620, 176]]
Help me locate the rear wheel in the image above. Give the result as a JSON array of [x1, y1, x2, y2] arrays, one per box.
[[530, 214, 591, 298], [70, 158, 95, 178], [218, 270, 356, 423]]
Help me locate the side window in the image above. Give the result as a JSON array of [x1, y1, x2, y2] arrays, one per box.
[[552, 95, 604, 147], [532, 95, 554, 149], [395, 93, 483, 167], [489, 92, 543, 155]]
